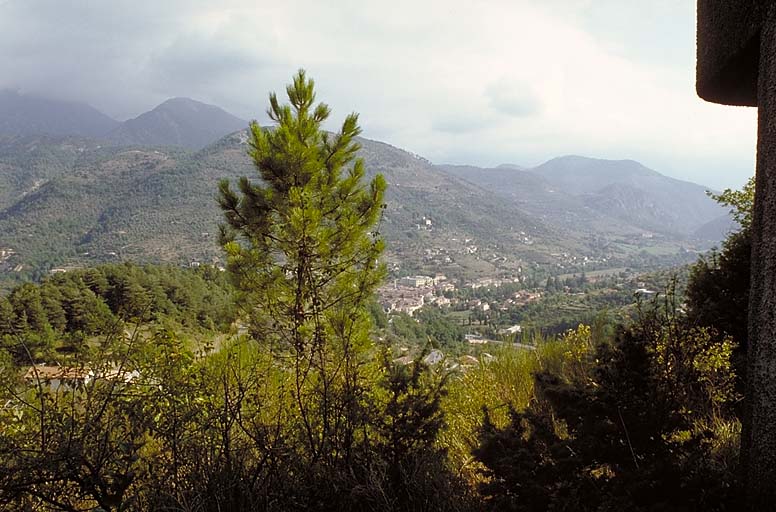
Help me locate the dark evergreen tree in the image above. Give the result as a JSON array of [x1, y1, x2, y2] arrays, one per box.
[[0, 297, 14, 335], [218, 70, 387, 488], [9, 283, 49, 334], [367, 351, 467, 511], [474, 295, 739, 512]]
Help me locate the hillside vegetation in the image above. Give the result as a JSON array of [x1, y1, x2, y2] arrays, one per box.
[[0, 133, 719, 288]]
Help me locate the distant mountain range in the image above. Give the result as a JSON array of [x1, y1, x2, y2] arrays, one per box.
[[0, 91, 246, 150], [0, 92, 736, 282], [0, 90, 119, 138], [104, 97, 247, 149], [0, 132, 566, 279], [438, 156, 731, 240]]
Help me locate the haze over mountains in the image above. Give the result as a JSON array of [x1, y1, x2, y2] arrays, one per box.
[[438, 157, 731, 240], [0, 90, 246, 149], [0, 91, 733, 282], [104, 97, 247, 149], [0, 90, 119, 138]]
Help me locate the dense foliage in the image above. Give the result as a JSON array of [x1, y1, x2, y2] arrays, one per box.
[[445, 180, 754, 511], [0, 262, 235, 364], [217, 68, 388, 478], [388, 307, 467, 353], [473, 298, 740, 511], [0, 71, 472, 512], [214, 70, 468, 510], [686, 177, 753, 393]]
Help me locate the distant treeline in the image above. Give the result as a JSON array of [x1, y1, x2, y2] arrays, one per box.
[[0, 262, 235, 363]]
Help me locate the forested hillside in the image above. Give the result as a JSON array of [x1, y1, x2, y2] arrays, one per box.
[[0, 131, 718, 288], [0, 131, 571, 285], [0, 262, 235, 363]]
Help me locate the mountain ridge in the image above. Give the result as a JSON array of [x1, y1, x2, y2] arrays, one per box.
[[104, 97, 247, 149], [0, 94, 729, 283], [0, 131, 579, 283], [437, 155, 727, 239], [0, 90, 119, 138], [0, 92, 248, 150]]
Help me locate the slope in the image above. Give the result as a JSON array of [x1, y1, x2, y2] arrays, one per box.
[[105, 98, 248, 149], [0, 132, 566, 282], [535, 156, 725, 236], [0, 134, 105, 210], [0, 90, 119, 138], [438, 156, 728, 240]]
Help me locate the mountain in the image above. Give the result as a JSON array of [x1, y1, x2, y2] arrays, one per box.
[[0, 89, 727, 286], [439, 164, 555, 199], [0, 92, 247, 150], [437, 163, 639, 236], [496, 163, 525, 171], [438, 155, 728, 240], [105, 98, 247, 149], [0, 132, 576, 283], [536, 156, 726, 236], [693, 214, 739, 241], [359, 139, 572, 252], [0, 90, 119, 138], [533, 155, 660, 194]]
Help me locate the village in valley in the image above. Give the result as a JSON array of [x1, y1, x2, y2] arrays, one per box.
[[376, 240, 667, 363], [372, 212, 677, 358]]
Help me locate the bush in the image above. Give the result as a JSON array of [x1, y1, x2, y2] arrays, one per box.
[[473, 294, 740, 511]]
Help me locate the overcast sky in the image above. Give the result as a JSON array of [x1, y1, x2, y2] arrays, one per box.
[[0, 0, 757, 189]]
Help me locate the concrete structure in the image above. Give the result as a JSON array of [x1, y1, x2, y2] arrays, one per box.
[[23, 365, 94, 390], [399, 275, 434, 288], [697, 2, 776, 506]]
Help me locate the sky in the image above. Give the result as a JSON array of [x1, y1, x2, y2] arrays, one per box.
[[0, 0, 758, 189]]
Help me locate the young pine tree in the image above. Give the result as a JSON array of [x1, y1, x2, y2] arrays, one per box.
[[218, 70, 387, 471]]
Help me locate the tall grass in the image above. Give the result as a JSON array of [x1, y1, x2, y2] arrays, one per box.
[[439, 323, 599, 485], [440, 332, 578, 481]]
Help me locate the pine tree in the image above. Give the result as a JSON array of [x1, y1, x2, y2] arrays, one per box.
[[218, 70, 386, 468]]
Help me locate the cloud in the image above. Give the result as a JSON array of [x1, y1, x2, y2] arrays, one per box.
[[0, 0, 758, 188], [0, 0, 200, 117], [486, 79, 542, 117], [432, 113, 494, 134]]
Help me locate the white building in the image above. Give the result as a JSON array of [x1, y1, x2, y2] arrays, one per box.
[[399, 275, 434, 288]]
